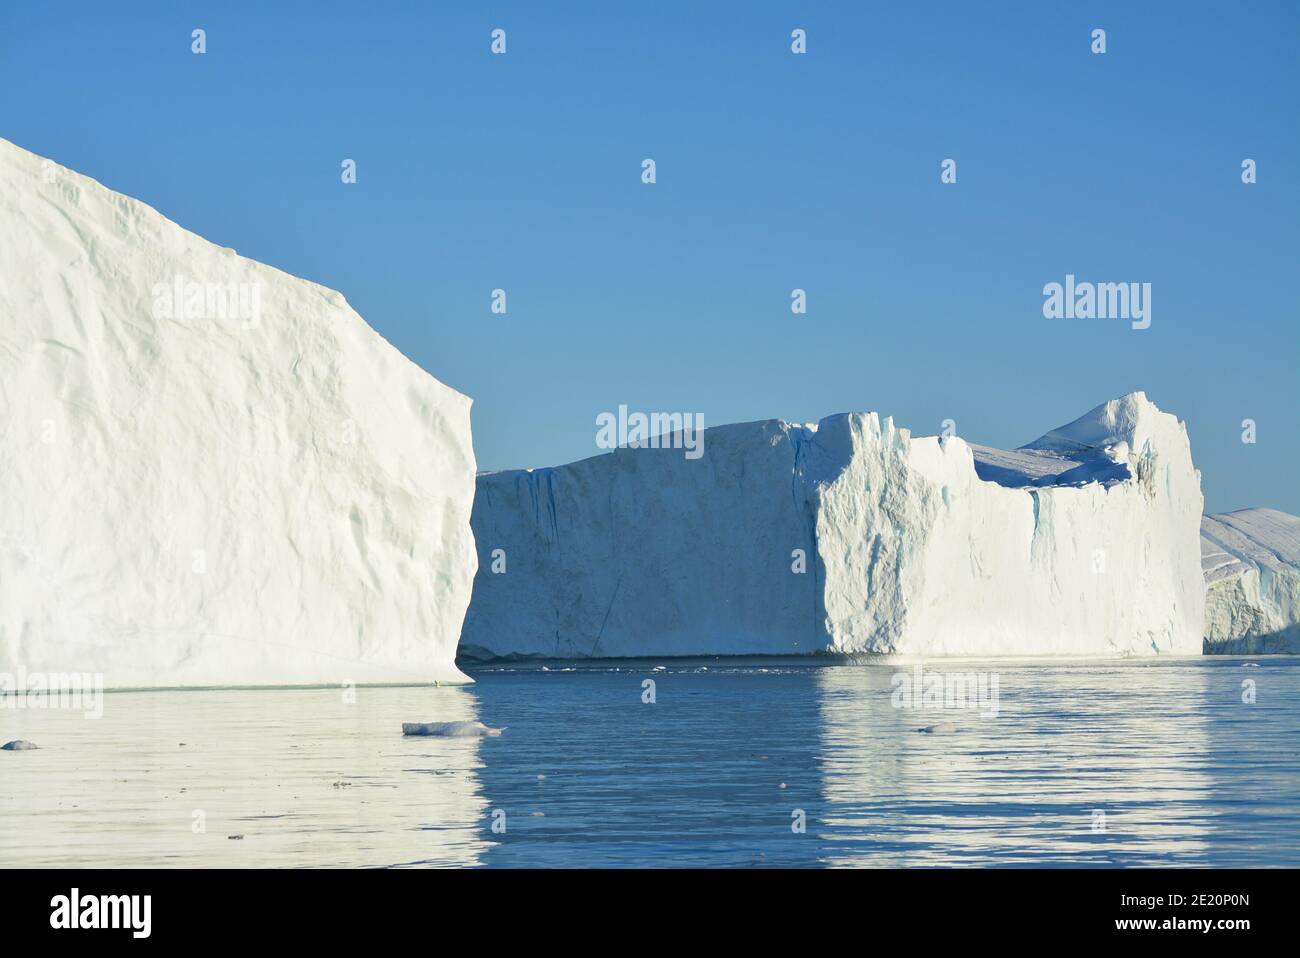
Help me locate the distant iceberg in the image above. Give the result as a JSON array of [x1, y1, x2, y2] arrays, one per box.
[[462, 392, 1206, 659], [1202, 509, 1300, 653]]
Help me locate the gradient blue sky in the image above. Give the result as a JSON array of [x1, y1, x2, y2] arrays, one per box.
[[2, 1, 1296, 513]]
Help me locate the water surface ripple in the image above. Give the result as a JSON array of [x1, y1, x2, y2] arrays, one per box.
[[2, 657, 1296, 867]]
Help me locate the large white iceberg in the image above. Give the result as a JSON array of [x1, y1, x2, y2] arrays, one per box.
[[0, 138, 477, 686], [1202, 508, 1300, 653], [462, 392, 1206, 659]]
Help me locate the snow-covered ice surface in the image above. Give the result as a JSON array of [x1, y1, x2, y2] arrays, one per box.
[[0, 138, 477, 686], [1201, 508, 1300, 653], [463, 392, 1205, 659]]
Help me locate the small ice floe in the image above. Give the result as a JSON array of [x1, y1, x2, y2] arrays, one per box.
[[1242, 662, 1260, 668], [402, 721, 505, 738], [1, 740, 38, 751], [917, 722, 958, 734]]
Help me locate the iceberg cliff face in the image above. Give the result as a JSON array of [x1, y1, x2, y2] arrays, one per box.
[[463, 392, 1205, 659], [1201, 509, 1300, 653], [463, 419, 820, 658], [0, 139, 477, 686]]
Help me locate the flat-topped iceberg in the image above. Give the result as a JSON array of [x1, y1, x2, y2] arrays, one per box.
[[1202, 508, 1300, 653], [462, 392, 1206, 659], [0, 138, 477, 686]]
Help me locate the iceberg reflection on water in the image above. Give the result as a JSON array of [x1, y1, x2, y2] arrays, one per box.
[[1, 657, 1295, 868]]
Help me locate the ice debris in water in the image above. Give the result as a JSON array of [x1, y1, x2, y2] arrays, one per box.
[[917, 723, 958, 734], [402, 721, 505, 737]]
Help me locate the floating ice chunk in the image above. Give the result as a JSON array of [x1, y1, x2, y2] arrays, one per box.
[[917, 723, 958, 734], [1, 740, 39, 751], [402, 721, 505, 737]]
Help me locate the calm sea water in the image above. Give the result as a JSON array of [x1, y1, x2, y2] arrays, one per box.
[[2, 657, 1298, 868]]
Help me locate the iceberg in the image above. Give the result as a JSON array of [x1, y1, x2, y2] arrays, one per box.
[[0, 138, 477, 687], [462, 392, 1206, 659], [1201, 509, 1300, 653]]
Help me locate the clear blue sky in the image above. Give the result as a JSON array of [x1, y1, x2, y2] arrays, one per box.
[[2, 1, 1296, 514]]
